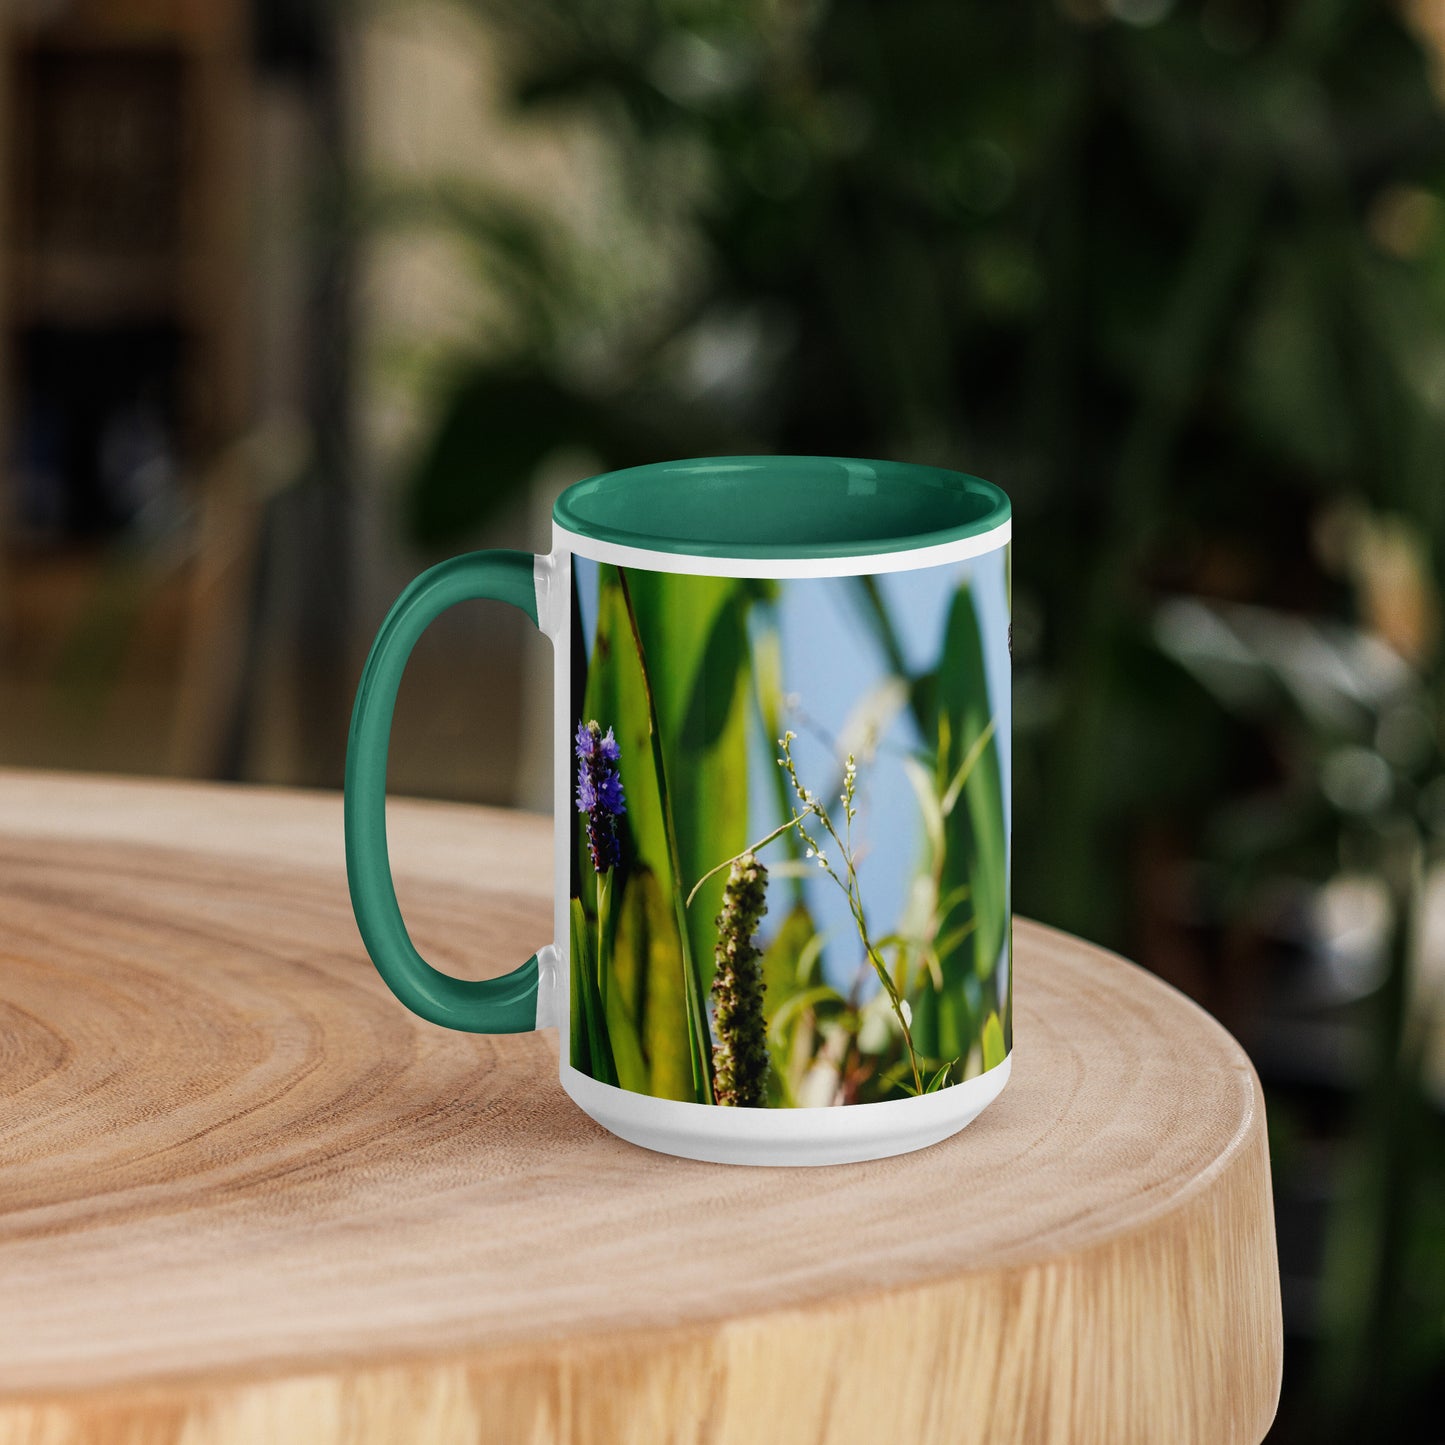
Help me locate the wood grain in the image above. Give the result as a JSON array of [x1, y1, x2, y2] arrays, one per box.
[[0, 771, 1282, 1445]]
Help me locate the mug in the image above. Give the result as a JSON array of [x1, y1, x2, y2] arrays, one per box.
[[345, 456, 1012, 1165]]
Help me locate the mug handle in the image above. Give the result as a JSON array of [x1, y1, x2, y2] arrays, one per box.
[[344, 549, 545, 1032]]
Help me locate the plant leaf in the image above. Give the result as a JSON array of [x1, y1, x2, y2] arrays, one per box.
[[581, 568, 707, 1099], [751, 612, 805, 900], [615, 570, 715, 1101], [614, 865, 696, 1100], [569, 897, 616, 1086], [568, 898, 591, 1079], [982, 1010, 1007, 1071], [941, 716, 999, 817], [622, 570, 754, 994], [941, 590, 1009, 966], [901, 754, 946, 861], [910, 584, 1007, 1061], [766, 985, 846, 1044]]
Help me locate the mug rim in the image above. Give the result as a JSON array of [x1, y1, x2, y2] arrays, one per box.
[[553, 455, 1011, 562]]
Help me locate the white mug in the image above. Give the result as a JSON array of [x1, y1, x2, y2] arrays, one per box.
[[346, 456, 1012, 1164]]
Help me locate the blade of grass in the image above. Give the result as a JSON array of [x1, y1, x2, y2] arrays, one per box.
[[569, 897, 616, 1085], [616, 570, 750, 985], [613, 863, 693, 1099], [617, 568, 716, 1105], [568, 898, 591, 1078], [941, 716, 998, 817], [982, 1011, 1007, 1071], [596, 869, 611, 1028], [752, 613, 806, 901]]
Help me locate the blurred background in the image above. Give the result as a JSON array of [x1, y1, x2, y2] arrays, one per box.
[[3, 0, 1445, 1435]]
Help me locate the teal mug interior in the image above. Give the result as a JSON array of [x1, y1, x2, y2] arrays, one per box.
[[552, 455, 1010, 557]]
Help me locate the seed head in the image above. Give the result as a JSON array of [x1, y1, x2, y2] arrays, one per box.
[[711, 853, 770, 1108]]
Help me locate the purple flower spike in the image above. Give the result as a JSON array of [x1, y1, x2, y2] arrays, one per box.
[[575, 718, 626, 872]]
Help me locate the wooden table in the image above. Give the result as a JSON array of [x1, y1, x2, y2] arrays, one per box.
[[0, 772, 1282, 1445]]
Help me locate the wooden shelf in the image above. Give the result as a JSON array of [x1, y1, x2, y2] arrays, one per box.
[[5, 249, 186, 325], [5, 0, 242, 50], [0, 0, 252, 547]]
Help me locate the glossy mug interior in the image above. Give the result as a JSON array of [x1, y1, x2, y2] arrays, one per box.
[[345, 456, 1012, 1165]]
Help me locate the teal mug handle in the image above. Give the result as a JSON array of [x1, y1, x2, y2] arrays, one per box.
[[344, 549, 542, 1032]]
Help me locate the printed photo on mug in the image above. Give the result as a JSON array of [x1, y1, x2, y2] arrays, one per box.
[[348, 455, 1012, 1161], [567, 545, 1011, 1110]]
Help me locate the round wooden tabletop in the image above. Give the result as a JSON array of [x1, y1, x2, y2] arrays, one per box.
[[0, 772, 1282, 1445]]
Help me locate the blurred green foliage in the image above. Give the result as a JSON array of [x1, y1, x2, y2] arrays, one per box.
[[376, 0, 1445, 1436]]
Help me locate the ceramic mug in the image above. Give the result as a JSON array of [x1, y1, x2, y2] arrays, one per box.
[[345, 456, 1012, 1165]]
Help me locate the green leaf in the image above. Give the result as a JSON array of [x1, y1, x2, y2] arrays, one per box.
[[941, 587, 1008, 990], [599, 566, 763, 1103], [901, 754, 946, 861], [759, 902, 821, 1106], [677, 613, 754, 990], [761, 902, 815, 1000], [615, 570, 717, 1102], [982, 1010, 1007, 1072], [911, 583, 1008, 1062], [581, 574, 691, 1094], [612, 865, 693, 1099], [766, 985, 846, 1044], [1002, 924, 1013, 1054], [882, 1050, 964, 1100], [751, 613, 806, 900], [592, 871, 649, 1096], [934, 917, 979, 961], [941, 716, 999, 818], [618, 570, 754, 994], [569, 897, 616, 1086], [568, 899, 591, 1079], [583, 566, 739, 1102], [579, 570, 676, 920]]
